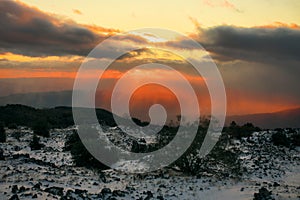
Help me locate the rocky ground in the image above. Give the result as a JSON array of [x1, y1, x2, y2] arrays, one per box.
[[0, 127, 299, 200]]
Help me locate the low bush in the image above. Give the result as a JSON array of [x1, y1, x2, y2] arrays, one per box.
[[291, 132, 300, 146], [226, 121, 261, 139], [30, 134, 43, 150], [32, 119, 50, 137], [65, 130, 109, 170], [272, 132, 291, 147], [0, 122, 6, 143], [173, 129, 241, 177]]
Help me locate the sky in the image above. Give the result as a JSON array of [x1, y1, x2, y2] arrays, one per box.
[[0, 0, 299, 120]]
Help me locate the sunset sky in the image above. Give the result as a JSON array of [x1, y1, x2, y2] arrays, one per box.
[[0, 0, 299, 119]]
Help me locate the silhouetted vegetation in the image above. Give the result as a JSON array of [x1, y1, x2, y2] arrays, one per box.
[[226, 121, 261, 139], [171, 124, 241, 177], [0, 121, 6, 143], [32, 119, 50, 137], [0, 148, 4, 160], [7, 123, 17, 129], [30, 134, 43, 150], [64, 130, 109, 170], [11, 131, 21, 141], [129, 125, 178, 153], [132, 118, 149, 127], [291, 134, 300, 146], [0, 104, 123, 130], [148, 117, 242, 177], [272, 131, 291, 147], [2, 104, 298, 177]]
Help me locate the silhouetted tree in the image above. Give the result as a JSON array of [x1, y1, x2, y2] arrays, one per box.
[[230, 121, 237, 127], [172, 118, 241, 176]]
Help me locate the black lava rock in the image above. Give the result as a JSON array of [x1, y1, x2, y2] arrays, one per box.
[[74, 188, 87, 194], [112, 190, 126, 197], [273, 182, 280, 187], [0, 148, 5, 160], [101, 187, 112, 194], [32, 183, 41, 190], [11, 185, 18, 194], [254, 187, 274, 200], [44, 186, 64, 196], [9, 194, 19, 200]]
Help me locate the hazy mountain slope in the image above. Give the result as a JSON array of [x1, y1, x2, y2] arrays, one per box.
[[226, 107, 300, 128], [0, 91, 299, 128], [0, 90, 73, 108]]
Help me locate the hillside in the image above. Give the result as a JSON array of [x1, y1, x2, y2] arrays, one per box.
[[0, 89, 299, 129], [226, 107, 300, 129]]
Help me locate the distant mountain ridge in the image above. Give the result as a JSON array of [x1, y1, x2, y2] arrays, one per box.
[[226, 107, 300, 129], [0, 91, 299, 128], [0, 104, 118, 128], [0, 90, 73, 108]]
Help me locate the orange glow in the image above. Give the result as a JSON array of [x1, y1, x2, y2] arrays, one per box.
[[8, 66, 289, 116], [0, 52, 82, 62], [0, 0, 299, 121], [129, 84, 180, 122], [226, 90, 300, 115], [227, 100, 299, 115], [1, 67, 298, 116], [255, 22, 300, 29], [82, 24, 120, 35], [0, 69, 77, 79], [0, 68, 125, 79]]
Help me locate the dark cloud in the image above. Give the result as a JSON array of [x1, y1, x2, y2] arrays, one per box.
[[197, 25, 300, 65], [163, 39, 201, 50], [116, 48, 154, 61], [0, 1, 130, 57]]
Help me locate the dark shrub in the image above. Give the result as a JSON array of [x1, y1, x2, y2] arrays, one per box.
[[0, 122, 6, 143], [32, 119, 50, 137], [254, 187, 272, 200], [291, 133, 300, 146], [167, 118, 241, 177], [132, 118, 149, 127], [30, 134, 43, 150], [174, 129, 241, 176], [11, 131, 21, 141], [272, 132, 290, 147], [0, 148, 4, 160], [65, 130, 109, 170], [240, 123, 261, 137], [131, 139, 148, 153], [173, 126, 205, 175], [8, 123, 18, 129], [227, 121, 261, 139]]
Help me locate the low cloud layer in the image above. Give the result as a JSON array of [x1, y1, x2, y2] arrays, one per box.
[[1, 1, 299, 66], [196, 25, 300, 65]]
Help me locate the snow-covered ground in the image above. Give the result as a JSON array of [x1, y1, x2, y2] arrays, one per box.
[[0, 128, 299, 199]]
